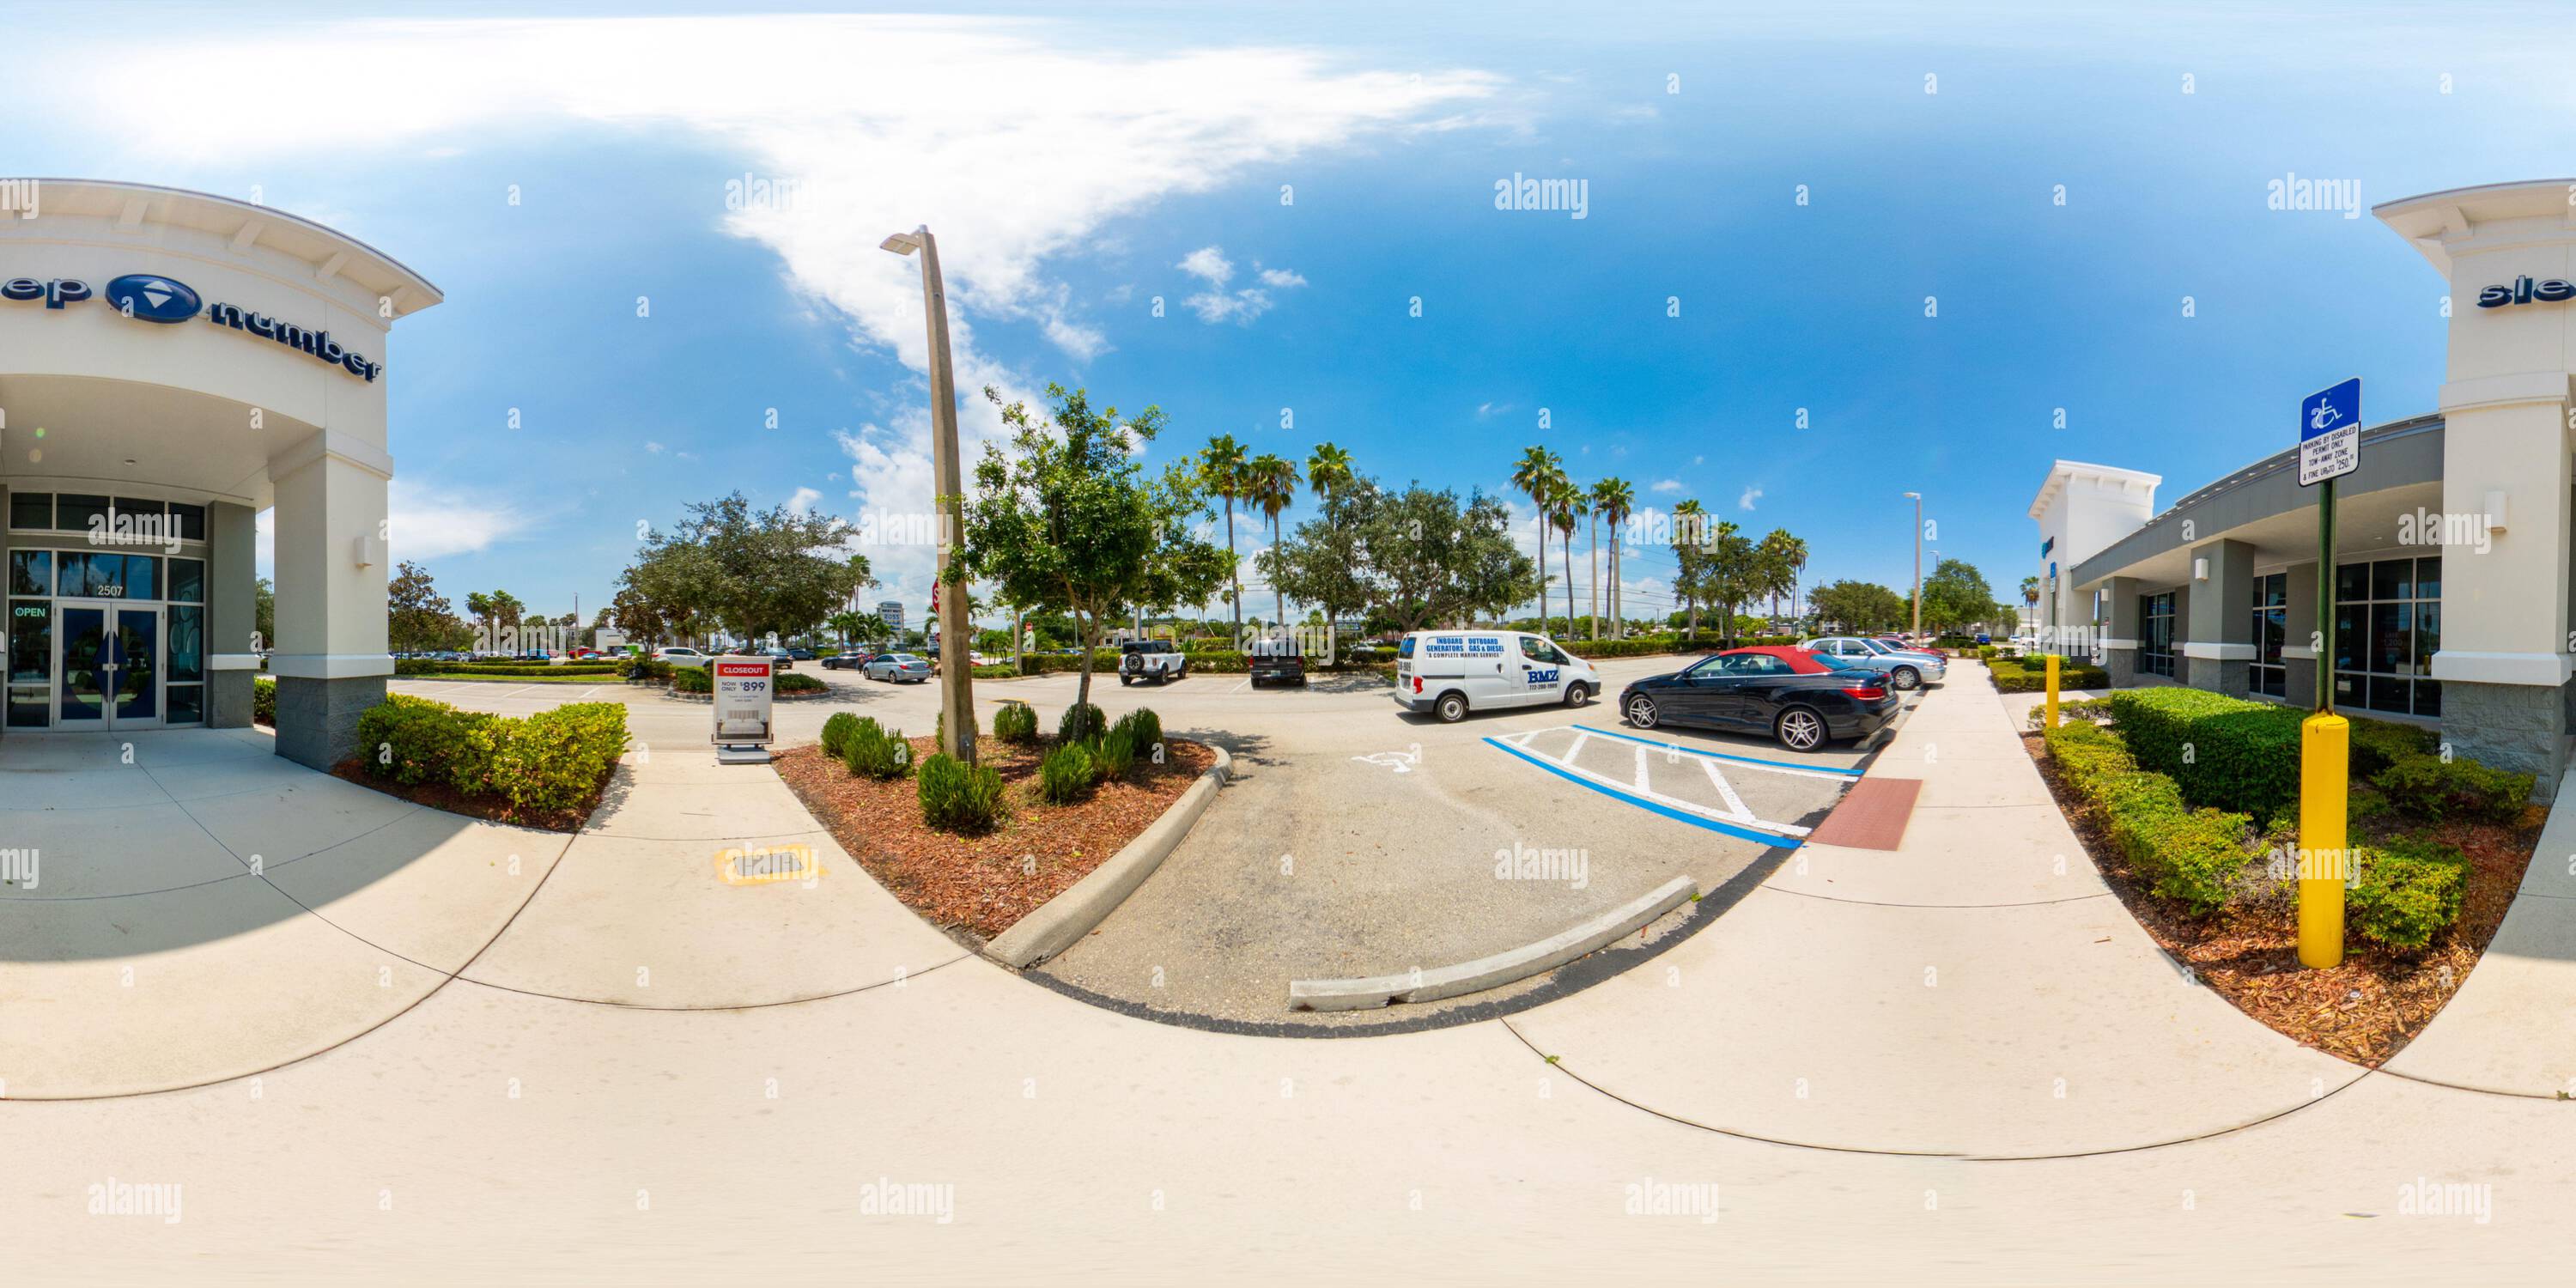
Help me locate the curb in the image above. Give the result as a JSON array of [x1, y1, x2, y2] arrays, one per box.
[[1287, 875, 1699, 1012], [984, 741, 1233, 968]]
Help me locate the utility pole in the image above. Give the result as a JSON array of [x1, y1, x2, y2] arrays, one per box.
[[1904, 491, 1923, 642], [882, 225, 975, 764]]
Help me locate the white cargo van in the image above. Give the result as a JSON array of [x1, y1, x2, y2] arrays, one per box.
[[1394, 630, 1599, 722]]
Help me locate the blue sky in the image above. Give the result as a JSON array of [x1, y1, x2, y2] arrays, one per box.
[[9, 2, 2573, 628]]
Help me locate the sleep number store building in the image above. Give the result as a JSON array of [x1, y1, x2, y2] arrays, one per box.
[[0, 179, 440, 769], [2032, 179, 2576, 801]]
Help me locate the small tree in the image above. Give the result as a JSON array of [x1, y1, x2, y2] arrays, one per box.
[[965, 385, 1228, 711]]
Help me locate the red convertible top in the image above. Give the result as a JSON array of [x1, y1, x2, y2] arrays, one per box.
[[1718, 645, 1833, 675]]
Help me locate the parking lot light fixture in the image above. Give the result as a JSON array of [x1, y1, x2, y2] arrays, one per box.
[[1903, 491, 1923, 643], [884, 223, 975, 763]]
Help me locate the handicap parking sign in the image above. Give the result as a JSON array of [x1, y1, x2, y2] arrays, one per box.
[[2299, 378, 2360, 486]]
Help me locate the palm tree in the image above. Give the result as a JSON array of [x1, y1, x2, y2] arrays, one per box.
[[1510, 447, 1564, 629], [1757, 529, 1801, 632], [1583, 476, 1601, 641], [1246, 453, 1300, 629], [1199, 434, 1250, 641], [1546, 477, 1583, 639], [1306, 441, 1354, 507], [1591, 477, 1633, 639], [1671, 499, 1705, 640], [1779, 532, 1809, 634]]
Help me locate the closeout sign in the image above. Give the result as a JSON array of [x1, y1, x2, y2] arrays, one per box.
[[1, 271, 382, 381]]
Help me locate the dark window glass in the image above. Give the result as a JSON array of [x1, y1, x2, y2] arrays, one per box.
[[2366, 673, 2411, 714], [8, 492, 50, 531], [2138, 592, 2177, 677], [2415, 679, 2442, 718], [2414, 604, 2439, 677], [2415, 556, 2440, 600], [2336, 562, 2368, 602], [2258, 609, 2285, 664], [169, 558, 204, 604], [9, 550, 48, 598], [2372, 559, 2412, 601], [5, 689, 44, 727], [166, 683, 203, 726], [54, 551, 88, 597], [2333, 604, 2362, 671], [2367, 602, 2410, 674], [57, 494, 107, 533], [123, 555, 157, 601], [168, 503, 206, 543], [167, 605, 204, 683], [8, 600, 49, 684], [2334, 671, 2363, 705], [2257, 665, 2286, 697], [112, 498, 164, 532]]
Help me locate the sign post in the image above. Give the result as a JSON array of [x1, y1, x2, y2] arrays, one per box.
[[2296, 377, 2359, 969], [710, 656, 775, 766]]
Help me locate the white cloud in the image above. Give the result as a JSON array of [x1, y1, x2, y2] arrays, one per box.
[[1179, 246, 1303, 325], [1649, 477, 1684, 495], [388, 480, 531, 561], [645, 440, 665, 455], [786, 487, 823, 514], [34, 15, 1495, 609], [1738, 486, 1763, 510], [1178, 246, 1235, 287], [1257, 266, 1308, 288]]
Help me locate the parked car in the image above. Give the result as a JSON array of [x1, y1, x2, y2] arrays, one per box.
[[786, 647, 817, 661], [821, 651, 874, 671], [864, 653, 933, 683], [754, 647, 795, 670], [1246, 637, 1307, 687], [1801, 635, 1947, 691], [654, 646, 714, 668], [1619, 646, 1900, 751], [1394, 629, 1599, 723], [1118, 639, 1188, 686]]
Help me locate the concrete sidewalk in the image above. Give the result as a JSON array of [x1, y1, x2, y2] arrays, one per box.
[[1510, 661, 2360, 1156]]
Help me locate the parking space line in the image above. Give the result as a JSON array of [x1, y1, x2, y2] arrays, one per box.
[[1571, 723, 1864, 780], [1561, 731, 1589, 765], [1701, 758, 1754, 820], [1484, 736, 1809, 845]]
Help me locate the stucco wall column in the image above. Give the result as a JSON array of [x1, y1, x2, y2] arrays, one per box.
[[206, 501, 258, 729], [268, 432, 392, 769]]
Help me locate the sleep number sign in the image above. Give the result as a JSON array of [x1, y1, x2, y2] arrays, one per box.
[[711, 657, 775, 759]]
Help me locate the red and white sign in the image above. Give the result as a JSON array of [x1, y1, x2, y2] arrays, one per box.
[[711, 657, 775, 748]]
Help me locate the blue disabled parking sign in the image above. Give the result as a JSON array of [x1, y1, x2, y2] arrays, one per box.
[[2299, 377, 2360, 486]]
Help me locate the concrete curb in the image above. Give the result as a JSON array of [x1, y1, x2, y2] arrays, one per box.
[[984, 741, 1234, 968], [1287, 875, 1699, 1012]]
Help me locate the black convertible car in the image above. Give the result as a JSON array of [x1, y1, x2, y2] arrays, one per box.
[[1618, 646, 1902, 751]]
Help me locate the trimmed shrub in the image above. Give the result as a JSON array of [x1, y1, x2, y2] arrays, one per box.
[[395, 659, 621, 677], [2348, 715, 2438, 780], [2043, 718, 2136, 796], [1989, 654, 2109, 693], [777, 671, 826, 694], [1095, 726, 1137, 782], [2027, 696, 2112, 730], [252, 676, 276, 725], [2088, 767, 2256, 914], [671, 665, 714, 694], [2105, 687, 2305, 823], [621, 656, 674, 682], [2372, 753, 2533, 823], [993, 702, 1039, 744], [354, 693, 627, 816], [820, 712, 860, 758], [917, 752, 1007, 833], [1041, 742, 1096, 804], [1058, 702, 1107, 746], [2348, 835, 2470, 950], [1113, 708, 1163, 762], [842, 718, 914, 781], [972, 664, 1018, 679]]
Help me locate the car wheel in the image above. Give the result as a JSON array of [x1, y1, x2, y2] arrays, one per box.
[[1891, 665, 1921, 691], [1625, 693, 1658, 729], [1776, 706, 1827, 752], [1562, 681, 1591, 708], [1120, 673, 1134, 687], [1435, 691, 1469, 723]]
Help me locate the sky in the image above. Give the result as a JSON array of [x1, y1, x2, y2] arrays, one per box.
[[8, 1, 2575, 630]]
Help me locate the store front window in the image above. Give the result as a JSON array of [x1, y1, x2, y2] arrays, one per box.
[[2251, 572, 2287, 698], [3, 492, 210, 730], [2138, 591, 2177, 677], [2333, 556, 2440, 717]]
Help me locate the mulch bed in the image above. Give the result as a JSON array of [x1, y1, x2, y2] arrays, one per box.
[[327, 760, 613, 833], [2023, 727, 2540, 1066], [775, 734, 1217, 944]]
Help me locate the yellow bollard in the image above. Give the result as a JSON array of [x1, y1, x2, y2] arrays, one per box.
[[2044, 654, 2060, 729], [2299, 713, 2349, 969]]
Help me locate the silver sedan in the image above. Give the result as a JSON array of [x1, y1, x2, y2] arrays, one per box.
[[863, 653, 933, 683]]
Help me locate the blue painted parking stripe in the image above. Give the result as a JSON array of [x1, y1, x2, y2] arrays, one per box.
[[1484, 737, 1801, 848], [1571, 723, 1866, 777]]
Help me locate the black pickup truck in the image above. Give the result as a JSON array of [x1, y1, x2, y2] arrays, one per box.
[[1247, 638, 1307, 687]]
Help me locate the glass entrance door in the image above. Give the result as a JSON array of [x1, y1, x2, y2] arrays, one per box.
[[55, 601, 161, 729]]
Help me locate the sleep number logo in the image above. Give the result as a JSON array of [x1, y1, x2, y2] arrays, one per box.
[[104, 274, 202, 323], [2475, 276, 2576, 309]]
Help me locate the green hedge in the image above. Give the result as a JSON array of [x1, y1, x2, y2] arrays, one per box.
[[2348, 835, 2471, 950], [1989, 654, 2109, 693], [2044, 717, 2258, 914], [393, 659, 620, 677], [253, 676, 276, 724], [2348, 715, 2438, 779], [671, 666, 713, 694], [993, 702, 1039, 744], [2105, 687, 2305, 823], [777, 671, 826, 694], [2372, 753, 2532, 823], [354, 693, 628, 816], [621, 656, 674, 682], [1040, 742, 1095, 804], [918, 752, 1006, 832]]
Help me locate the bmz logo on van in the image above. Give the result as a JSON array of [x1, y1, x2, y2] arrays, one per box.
[[1527, 667, 1559, 686]]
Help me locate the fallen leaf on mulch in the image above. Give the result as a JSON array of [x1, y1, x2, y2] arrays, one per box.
[[776, 736, 1215, 943], [2022, 729, 2539, 1067]]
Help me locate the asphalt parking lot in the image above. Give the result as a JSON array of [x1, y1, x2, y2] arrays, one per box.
[[394, 653, 1909, 1031]]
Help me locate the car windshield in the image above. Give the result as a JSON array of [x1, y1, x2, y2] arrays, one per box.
[[1818, 653, 1871, 671]]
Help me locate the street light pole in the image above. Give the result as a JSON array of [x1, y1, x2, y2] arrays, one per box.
[[1904, 491, 1923, 641], [883, 225, 975, 764]]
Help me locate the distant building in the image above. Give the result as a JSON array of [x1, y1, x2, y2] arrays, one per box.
[[877, 600, 905, 632]]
